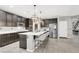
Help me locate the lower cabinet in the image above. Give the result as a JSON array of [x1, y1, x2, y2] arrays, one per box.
[[19, 35, 27, 49], [0, 33, 19, 47]]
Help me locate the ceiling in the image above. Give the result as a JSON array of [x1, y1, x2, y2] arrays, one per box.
[[0, 5, 79, 19]]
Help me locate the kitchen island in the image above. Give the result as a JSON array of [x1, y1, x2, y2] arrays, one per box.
[[0, 27, 29, 47], [19, 30, 49, 52]]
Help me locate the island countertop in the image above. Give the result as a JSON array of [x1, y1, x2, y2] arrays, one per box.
[[19, 29, 49, 52], [19, 30, 49, 36]]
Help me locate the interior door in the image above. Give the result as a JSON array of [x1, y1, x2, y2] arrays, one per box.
[[59, 21, 68, 37]]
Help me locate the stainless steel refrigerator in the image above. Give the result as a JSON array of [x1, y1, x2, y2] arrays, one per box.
[[49, 23, 57, 38]]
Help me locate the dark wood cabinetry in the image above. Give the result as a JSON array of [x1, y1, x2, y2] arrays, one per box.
[[0, 10, 6, 26], [0, 33, 19, 47], [21, 17, 25, 23], [17, 16, 22, 22], [0, 10, 29, 47], [6, 13, 13, 26], [12, 15, 17, 26], [0, 10, 28, 27], [29, 19, 33, 31], [17, 16, 26, 27], [25, 18, 29, 29]]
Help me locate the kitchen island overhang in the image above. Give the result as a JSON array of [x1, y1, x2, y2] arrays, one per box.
[[19, 30, 49, 52]]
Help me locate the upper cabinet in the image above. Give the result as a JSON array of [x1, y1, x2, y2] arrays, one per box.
[[17, 16, 26, 27], [25, 18, 29, 29], [17, 16, 22, 23], [0, 9, 27, 27], [17, 16, 26, 23], [12, 15, 17, 26], [6, 13, 13, 26], [21, 17, 25, 23], [0, 10, 6, 26]]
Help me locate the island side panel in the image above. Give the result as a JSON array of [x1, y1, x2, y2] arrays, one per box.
[[19, 35, 27, 49], [27, 35, 36, 52]]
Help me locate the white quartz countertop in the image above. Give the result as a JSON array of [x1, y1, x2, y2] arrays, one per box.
[[0, 29, 29, 35], [19, 30, 49, 36]]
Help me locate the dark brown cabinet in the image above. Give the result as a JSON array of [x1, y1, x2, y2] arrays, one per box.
[[0, 10, 29, 47], [17, 17, 28, 28], [25, 18, 29, 29], [28, 19, 32, 30], [21, 17, 25, 23], [6, 13, 13, 26], [12, 15, 17, 26], [0, 10, 6, 26], [0, 10, 28, 27], [17, 16, 22, 22], [0, 33, 19, 47]]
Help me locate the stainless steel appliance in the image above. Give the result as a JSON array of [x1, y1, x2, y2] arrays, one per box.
[[49, 23, 57, 38]]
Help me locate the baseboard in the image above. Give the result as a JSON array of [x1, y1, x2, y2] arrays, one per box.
[[27, 49, 35, 52]]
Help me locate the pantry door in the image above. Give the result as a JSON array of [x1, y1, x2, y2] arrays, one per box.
[[59, 21, 68, 37]]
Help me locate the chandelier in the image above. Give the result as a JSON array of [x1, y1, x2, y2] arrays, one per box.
[[32, 5, 41, 32]]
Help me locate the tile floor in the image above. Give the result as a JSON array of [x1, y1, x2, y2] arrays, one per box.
[[0, 38, 79, 53]]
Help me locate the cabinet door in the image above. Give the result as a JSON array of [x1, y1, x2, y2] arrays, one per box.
[[12, 15, 17, 26], [21, 17, 25, 23], [17, 16, 22, 23], [25, 18, 29, 27], [0, 10, 6, 26], [6, 13, 13, 26], [17, 16, 24, 27]]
